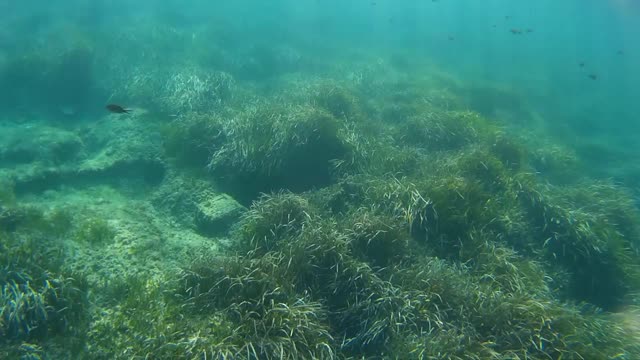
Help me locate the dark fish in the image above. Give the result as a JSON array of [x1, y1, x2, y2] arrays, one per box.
[[579, 62, 585, 68], [106, 104, 131, 114], [588, 74, 598, 80], [510, 29, 523, 35], [525, 29, 534, 33], [617, 50, 624, 55]]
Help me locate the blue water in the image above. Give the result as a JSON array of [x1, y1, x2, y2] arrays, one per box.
[[3, 0, 638, 132]]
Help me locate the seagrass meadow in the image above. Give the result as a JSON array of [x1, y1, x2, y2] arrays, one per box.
[[1, 1, 640, 359]]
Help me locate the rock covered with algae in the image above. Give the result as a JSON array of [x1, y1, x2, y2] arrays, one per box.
[[194, 193, 246, 237]]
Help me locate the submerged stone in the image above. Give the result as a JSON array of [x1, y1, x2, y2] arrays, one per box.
[[195, 193, 245, 237], [0, 124, 84, 166]]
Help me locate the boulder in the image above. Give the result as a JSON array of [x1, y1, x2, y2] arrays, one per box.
[[194, 193, 245, 237]]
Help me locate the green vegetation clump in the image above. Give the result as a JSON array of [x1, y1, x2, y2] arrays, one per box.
[[88, 256, 336, 359], [131, 71, 640, 358], [530, 143, 583, 184], [369, 78, 465, 123], [520, 180, 640, 309], [73, 218, 115, 245], [43, 208, 74, 238], [161, 113, 226, 168], [0, 206, 46, 234], [166, 191, 640, 359], [312, 83, 362, 120], [1, 204, 75, 241], [353, 144, 640, 311], [489, 132, 529, 171], [0, 224, 88, 353], [235, 192, 314, 253], [0, 272, 85, 343], [399, 110, 492, 152], [344, 208, 411, 268], [208, 103, 349, 202], [162, 69, 235, 113]]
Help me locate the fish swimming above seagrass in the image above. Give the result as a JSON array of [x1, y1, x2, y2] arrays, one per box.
[[106, 104, 131, 114]]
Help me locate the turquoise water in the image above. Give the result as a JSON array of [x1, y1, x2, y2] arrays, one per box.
[[1, 1, 640, 359]]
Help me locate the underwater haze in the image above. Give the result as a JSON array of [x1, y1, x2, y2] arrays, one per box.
[[2, 1, 640, 359]]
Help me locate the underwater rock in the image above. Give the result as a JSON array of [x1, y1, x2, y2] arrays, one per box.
[[77, 117, 166, 186], [0, 118, 166, 195], [150, 172, 212, 227], [0, 124, 84, 166], [194, 193, 246, 237]]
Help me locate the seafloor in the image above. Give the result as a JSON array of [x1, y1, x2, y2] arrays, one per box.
[[1, 20, 640, 360]]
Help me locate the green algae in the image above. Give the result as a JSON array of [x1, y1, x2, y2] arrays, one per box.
[[73, 218, 115, 245], [0, 180, 16, 208]]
